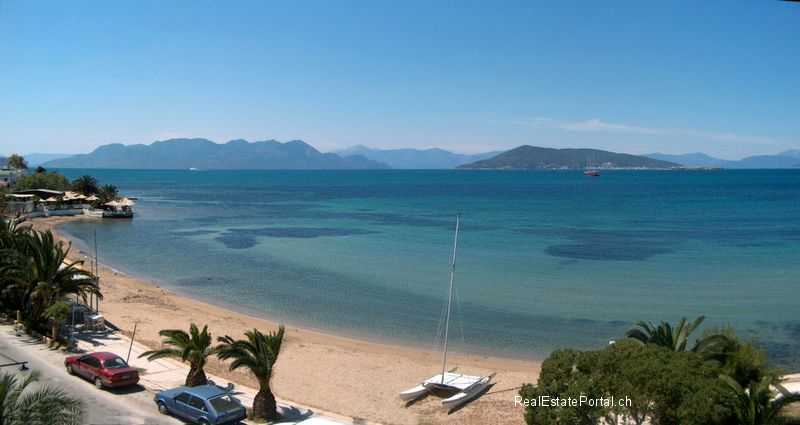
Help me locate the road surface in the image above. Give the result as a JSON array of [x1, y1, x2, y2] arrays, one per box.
[[0, 323, 183, 425]]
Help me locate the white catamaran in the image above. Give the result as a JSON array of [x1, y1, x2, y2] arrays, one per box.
[[399, 213, 495, 408]]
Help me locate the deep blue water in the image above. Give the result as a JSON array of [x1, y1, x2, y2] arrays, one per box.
[[55, 169, 800, 367]]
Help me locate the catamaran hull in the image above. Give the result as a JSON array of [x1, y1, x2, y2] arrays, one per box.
[[440, 377, 491, 408], [399, 385, 429, 401]]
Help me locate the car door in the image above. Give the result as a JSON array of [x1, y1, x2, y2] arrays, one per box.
[[83, 356, 101, 381], [73, 356, 90, 378], [187, 395, 209, 422], [173, 392, 193, 420], [76, 355, 96, 379]]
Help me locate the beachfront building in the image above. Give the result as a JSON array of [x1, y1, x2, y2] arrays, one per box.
[[6, 189, 134, 218], [0, 166, 25, 188]]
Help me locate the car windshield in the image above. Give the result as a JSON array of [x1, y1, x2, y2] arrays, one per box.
[[209, 395, 240, 412], [103, 358, 129, 370]]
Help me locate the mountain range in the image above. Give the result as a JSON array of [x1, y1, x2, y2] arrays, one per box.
[[43, 139, 388, 170], [332, 145, 502, 169], [458, 146, 677, 169], [20, 139, 800, 170], [645, 150, 800, 169]]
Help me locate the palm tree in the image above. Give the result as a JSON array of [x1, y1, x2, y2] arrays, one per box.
[[625, 316, 705, 352], [97, 184, 118, 203], [217, 326, 285, 421], [0, 370, 84, 424], [0, 221, 33, 312], [70, 175, 99, 196], [16, 230, 100, 324], [140, 323, 216, 387], [720, 375, 800, 425]]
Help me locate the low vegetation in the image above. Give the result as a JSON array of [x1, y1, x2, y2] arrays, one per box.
[[519, 316, 800, 425], [14, 169, 70, 191]]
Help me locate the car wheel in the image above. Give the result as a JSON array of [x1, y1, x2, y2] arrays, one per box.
[[94, 377, 103, 389], [157, 402, 168, 415], [198, 419, 209, 425], [66, 364, 74, 375]]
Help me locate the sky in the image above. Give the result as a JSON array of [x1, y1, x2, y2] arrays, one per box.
[[0, 1, 798, 160]]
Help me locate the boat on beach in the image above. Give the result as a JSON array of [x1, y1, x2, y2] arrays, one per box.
[[399, 213, 494, 408]]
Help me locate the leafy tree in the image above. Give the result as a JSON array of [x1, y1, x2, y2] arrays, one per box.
[[34, 166, 46, 174], [14, 172, 69, 191], [70, 175, 99, 196], [519, 349, 605, 424], [520, 341, 736, 425], [625, 315, 705, 352], [217, 326, 285, 421], [6, 154, 27, 169], [140, 323, 216, 387], [97, 184, 118, 203], [0, 370, 84, 424]]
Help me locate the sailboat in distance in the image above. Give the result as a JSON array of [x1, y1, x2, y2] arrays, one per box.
[[585, 152, 600, 176], [399, 213, 495, 408]]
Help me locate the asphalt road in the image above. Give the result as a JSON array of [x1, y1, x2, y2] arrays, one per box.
[[0, 324, 183, 425]]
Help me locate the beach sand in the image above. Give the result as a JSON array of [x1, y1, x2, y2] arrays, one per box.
[[28, 216, 539, 425]]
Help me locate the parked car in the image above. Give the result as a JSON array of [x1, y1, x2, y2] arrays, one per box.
[[64, 351, 140, 389], [154, 384, 247, 425]]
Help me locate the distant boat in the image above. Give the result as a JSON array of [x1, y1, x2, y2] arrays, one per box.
[[399, 213, 494, 408], [585, 153, 600, 176], [189, 167, 198, 171]]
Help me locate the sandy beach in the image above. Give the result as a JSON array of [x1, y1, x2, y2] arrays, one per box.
[[28, 216, 539, 425]]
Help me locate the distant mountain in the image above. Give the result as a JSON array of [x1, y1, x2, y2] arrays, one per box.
[[645, 153, 727, 167], [333, 145, 502, 169], [24, 153, 74, 167], [778, 149, 800, 159], [459, 146, 677, 169], [43, 139, 389, 170], [732, 155, 800, 169], [645, 152, 800, 169]]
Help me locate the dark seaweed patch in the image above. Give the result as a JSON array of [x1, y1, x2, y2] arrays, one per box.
[[215, 226, 378, 249], [544, 229, 679, 261]]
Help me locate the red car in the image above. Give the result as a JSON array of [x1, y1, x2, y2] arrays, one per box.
[[65, 352, 140, 389]]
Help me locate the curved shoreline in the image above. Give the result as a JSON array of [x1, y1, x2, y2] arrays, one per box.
[[30, 216, 538, 425]]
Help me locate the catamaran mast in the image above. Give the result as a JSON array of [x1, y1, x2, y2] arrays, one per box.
[[442, 212, 460, 382]]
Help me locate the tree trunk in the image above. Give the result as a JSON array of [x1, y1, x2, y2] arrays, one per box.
[[185, 364, 208, 387], [252, 387, 277, 422]]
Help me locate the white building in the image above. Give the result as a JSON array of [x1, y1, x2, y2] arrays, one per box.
[[0, 167, 26, 188]]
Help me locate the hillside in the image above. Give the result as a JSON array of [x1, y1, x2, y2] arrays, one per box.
[[459, 146, 677, 169], [43, 139, 389, 170], [333, 145, 502, 169]]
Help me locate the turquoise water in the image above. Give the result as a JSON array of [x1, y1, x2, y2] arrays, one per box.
[[55, 169, 800, 367]]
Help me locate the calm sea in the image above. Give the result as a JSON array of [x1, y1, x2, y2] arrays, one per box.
[[55, 169, 800, 368]]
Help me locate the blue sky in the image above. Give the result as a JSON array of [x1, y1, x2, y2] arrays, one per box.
[[1, 1, 798, 159]]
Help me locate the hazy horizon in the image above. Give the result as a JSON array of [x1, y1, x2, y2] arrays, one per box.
[[5, 138, 799, 162], [1, 1, 798, 160]]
